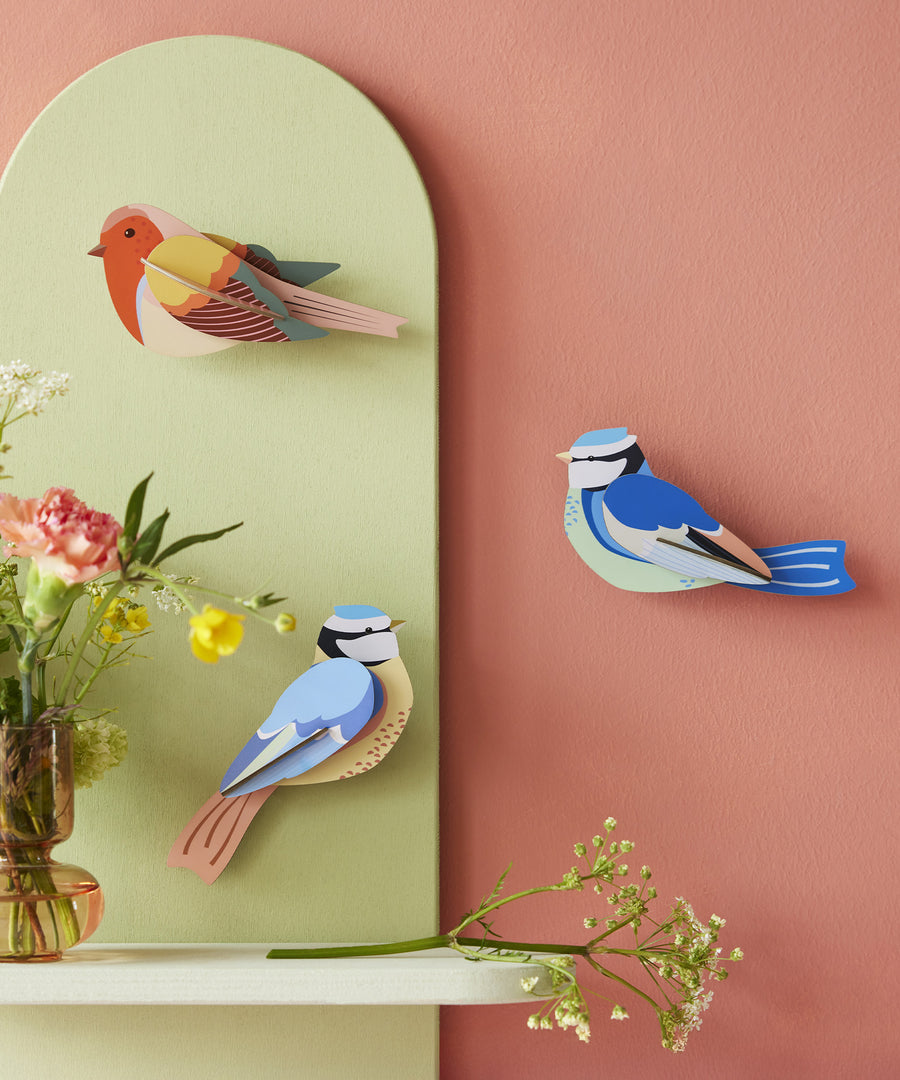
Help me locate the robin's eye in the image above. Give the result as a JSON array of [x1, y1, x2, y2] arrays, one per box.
[[365, 627, 373, 633], [124, 228, 135, 238]]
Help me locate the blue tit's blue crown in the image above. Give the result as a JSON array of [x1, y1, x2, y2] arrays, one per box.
[[334, 604, 387, 619], [573, 428, 630, 448]]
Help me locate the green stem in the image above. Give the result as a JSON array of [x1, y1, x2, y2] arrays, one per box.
[[584, 953, 664, 1013], [54, 582, 125, 706], [18, 670, 33, 725], [268, 936, 453, 959], [456, 937, 588, 956], [17, 636, 41, 725], [72, 641, 115, 706], [453, 885, 568, 936], [268, 935, 591, 961], [587, 913, 642, 947], [133, 566, 278, 626]]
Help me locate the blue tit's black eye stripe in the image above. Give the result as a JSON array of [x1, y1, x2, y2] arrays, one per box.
[[316, 624, 393, 662], [572, 443, 645, 474]]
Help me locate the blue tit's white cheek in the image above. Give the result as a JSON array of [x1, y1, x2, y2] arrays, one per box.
[[337, 631, 400, 663], [569, 458, 626, 489]]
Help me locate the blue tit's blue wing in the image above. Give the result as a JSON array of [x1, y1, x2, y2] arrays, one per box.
[[219, 657, 376, 797], [604, 473, 720, 533], [603, 473, 771, 584]]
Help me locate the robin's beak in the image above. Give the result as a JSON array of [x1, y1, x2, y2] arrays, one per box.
[[87, 244, 106, 257], [389, 619, 406, 631], [556, 452, 573, 463]]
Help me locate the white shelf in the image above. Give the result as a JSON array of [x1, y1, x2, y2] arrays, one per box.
[[0, 944, 550, 1006]]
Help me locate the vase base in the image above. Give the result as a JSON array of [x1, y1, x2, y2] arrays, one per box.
[[0, 952, 64, 963]]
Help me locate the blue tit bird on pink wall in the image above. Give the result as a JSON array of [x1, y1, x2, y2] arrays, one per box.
[[168, 605, 412, 884], [89, 205, 407, 356], [558, 428, 854, 596]]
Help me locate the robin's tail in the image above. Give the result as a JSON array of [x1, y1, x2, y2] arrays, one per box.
[[167, 786, 277, 884], [282, 285, 407, 338]]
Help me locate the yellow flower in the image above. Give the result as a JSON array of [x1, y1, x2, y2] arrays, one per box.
[[99, 624, 123, 644], [94, 594, 123, 621], [275, 612, 296, 634], [188, 605, 245, 664], [124, 605, 150, 633]]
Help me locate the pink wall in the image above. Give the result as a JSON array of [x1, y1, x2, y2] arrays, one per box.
[[2, 2, 897, 1076]]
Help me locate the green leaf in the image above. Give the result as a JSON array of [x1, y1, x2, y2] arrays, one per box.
[[153, 521, 243, 566], [487, 862, 512, 904], [0, 674, 22, 719], [130, 510, 170, 565], [247, 591, 286, 609], [122, 474, 154, 543]]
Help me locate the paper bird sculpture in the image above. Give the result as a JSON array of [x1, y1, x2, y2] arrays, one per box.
[[89, 205, 407, 356], [559, 428, 854, 596], [167, 605, 413, 884]]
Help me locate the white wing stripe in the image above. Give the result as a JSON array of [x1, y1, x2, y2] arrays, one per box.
[[764, 563, 830, 571], [769, 578, 840, 588], [765, 546, 837, 557]]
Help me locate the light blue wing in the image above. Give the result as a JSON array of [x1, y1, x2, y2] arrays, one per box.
[[219, 657, 376, 796]]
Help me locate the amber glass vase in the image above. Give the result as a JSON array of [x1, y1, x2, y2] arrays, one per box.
[[0, 724, 103, 961]]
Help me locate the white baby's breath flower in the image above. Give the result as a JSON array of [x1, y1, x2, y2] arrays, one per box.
[[611, 1004, 629, 1020], [73, 717, 128, 788], [153, 585, 186, 613], [0, 363, 69, 414]]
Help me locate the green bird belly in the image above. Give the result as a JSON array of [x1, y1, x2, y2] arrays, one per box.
[[564, 490, 719, 593]]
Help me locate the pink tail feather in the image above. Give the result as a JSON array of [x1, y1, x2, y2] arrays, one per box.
[[167, 786, 277, 884], [280, 284, 407, 338]]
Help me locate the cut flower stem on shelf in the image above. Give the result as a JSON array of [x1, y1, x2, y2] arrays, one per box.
[[269, 818, 742, 1053]]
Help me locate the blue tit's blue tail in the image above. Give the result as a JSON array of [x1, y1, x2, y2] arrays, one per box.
[[734, 541, 854, 596]]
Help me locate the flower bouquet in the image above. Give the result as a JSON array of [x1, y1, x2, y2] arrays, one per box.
[[0, 364, 294, 960]]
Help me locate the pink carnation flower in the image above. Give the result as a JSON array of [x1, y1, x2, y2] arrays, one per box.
[[0, 487, 122, 584]]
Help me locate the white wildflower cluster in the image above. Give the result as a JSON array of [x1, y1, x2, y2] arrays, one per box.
[[453, 818, 741, 1055], [652, 897, 741, 1053], [0, 362, 70, 416], [72, 716, 128, 788], [524, 956, 591, 1043], [152, 575, 197, 614]]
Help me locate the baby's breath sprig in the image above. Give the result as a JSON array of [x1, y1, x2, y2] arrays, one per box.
[[0, 362, 70, 481], [269, 818, 742, 1054]]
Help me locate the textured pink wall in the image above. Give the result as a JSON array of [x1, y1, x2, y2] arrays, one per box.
[[2, 2, 897, 1076]]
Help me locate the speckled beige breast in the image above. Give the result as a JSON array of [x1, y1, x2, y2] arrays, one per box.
[[280, 647, 414, 785]]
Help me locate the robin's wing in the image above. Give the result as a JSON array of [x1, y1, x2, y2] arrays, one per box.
[[144, 235, 327, 343], [602, 473, 771, 585], [219, 658, 377, 797], [203, 232, 341, 288]]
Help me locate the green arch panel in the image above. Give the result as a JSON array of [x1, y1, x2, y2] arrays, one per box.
[[0, 36, 437, 1078]]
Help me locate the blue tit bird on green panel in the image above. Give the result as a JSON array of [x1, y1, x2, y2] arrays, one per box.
[[558, 428, 854, 596], [168, 605, 413, 883]]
